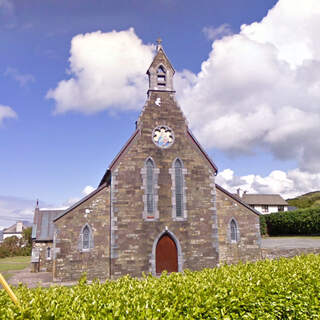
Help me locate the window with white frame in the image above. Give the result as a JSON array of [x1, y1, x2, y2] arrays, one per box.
[[230, 219, 238, 242], [175, 159, 183, 217], [146, 159, 154, 214], [46, 247, 51, 259], [141, 157, 159, 220], [79, 224, 93, 251], [170, 158, 187, 220], [83, 225, 90, 249], [261, 205, 268, 213]]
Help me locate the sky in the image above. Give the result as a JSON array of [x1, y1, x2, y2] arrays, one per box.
[[1, 0, 320, 228]]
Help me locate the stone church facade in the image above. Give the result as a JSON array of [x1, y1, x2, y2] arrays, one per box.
[[45, 42, 261, 282]]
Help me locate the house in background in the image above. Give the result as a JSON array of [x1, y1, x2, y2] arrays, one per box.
[[241, 193, 288, 214], [31, 205, 65, 272], [1, 221, 31, 240]]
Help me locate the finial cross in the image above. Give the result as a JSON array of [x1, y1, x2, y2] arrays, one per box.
[[156, 37, 162, 46]]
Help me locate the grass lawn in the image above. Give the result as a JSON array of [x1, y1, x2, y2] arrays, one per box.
[[0, 256, 30, 280]]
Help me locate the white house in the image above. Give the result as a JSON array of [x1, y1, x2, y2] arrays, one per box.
[[241, 194, 288, 215], [2, 221, 30, 240]]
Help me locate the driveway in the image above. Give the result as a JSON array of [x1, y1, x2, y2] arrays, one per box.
[[261, 237, 320, 249]]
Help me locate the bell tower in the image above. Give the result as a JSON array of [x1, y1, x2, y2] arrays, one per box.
[[147, 38, 175, 93]]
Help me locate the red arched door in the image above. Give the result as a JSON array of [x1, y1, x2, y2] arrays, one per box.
[[156, 234, 178, 274]]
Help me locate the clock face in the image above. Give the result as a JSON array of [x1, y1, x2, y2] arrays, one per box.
[[152, 125, 174, 149]]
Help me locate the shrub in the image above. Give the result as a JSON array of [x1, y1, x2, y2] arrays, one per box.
[[0, 235, 31, 259], [263, 207, 320, 236], [1, 254, 320, 319], [259, 215, 267, 235]]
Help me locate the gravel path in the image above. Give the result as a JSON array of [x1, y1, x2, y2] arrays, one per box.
[[7, 266, 53, 288], [261, 237, 320, 249]]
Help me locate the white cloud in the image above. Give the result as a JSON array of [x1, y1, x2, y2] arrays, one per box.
[[203, 24, 232, 40], [4, 67, 35, 87], [177, 0, 320, 173], [46, 0, 320, 174], [0, 105, 17, 125], [0, 196, 35, 228], [47, 28, 154, 114], [216, 168, 320, 199], [63, 185, 96, 207], [63, 197, 80, 207], [82, 185, 95, 196]]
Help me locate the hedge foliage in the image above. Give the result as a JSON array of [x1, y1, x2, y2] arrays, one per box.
[[1, 254, 320, 319], [261, 207, 320, 236]]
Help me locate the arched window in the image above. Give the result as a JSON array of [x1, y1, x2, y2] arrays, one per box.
[[174, 159, 184, 217], [157, 65, 166, 87], [46, 247, 51, 259], [141, 158, 159, 220], [79, 224, 93, 251], [230, 219, 238, 242], [146, 158, 154, 214], [83, 225, 90, 249]]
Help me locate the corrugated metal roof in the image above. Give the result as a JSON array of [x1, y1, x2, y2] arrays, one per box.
[[31, 224, 37, 239], [242, 194, 288, 206], [35, 209, 65, 241]]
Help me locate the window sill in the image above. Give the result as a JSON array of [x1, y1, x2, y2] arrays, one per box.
[[172, 217, 187, 222], [144, 217, 159, 222]]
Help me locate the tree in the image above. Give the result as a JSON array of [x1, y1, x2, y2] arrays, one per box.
[[22, 227, 32, 247]]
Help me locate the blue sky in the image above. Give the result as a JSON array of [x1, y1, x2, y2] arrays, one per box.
[[1, 0, 320, 228]]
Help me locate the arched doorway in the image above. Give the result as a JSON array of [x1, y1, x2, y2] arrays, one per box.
[[156, 233, 178, 274]]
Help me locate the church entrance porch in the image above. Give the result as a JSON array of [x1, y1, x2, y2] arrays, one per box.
[[156, 234, 178, 274]]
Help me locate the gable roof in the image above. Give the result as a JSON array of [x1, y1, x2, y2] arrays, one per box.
[[3, 221, 31, 234], [187, 129, 218, 173], [53, 183, 107, 222], [242, 194, 288, 206], [33, 209, 64, 241], [216, 184, 261, 216], [99, 129, 140, 187], [146, 47, 175, 75]]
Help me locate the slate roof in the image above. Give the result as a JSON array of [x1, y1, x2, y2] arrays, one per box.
[[242, 194, 288, 206], [3, 221, 31, 234], [216, 184, 261, 216], [53, 183, 107, 222], [33, 209, 65, 241]]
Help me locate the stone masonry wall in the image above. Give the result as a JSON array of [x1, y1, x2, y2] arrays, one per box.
[[32, 242, 54, 272], [216, 187, 262, 264], [110, 89, 219, 278], [54, 186, 110, 282]]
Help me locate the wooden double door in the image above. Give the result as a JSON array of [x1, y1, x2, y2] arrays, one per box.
[[156, 234, 178, 274]]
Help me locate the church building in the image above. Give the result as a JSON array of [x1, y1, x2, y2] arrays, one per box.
[[35, 41, 261, 281]]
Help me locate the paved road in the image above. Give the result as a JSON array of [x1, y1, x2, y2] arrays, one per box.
[[261, 237, 320, 249]]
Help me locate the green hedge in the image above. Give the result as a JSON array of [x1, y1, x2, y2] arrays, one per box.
[[1, 254, 320, 319], [261, 207, 320, 236]]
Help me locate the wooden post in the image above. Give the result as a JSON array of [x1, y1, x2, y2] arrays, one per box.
[[0, 273, 19, 306]]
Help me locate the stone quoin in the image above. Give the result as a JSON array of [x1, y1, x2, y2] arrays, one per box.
[[32, 40, 262, 281]]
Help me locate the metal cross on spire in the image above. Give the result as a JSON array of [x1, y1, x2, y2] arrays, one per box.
[[156, 37, 162, 51]]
